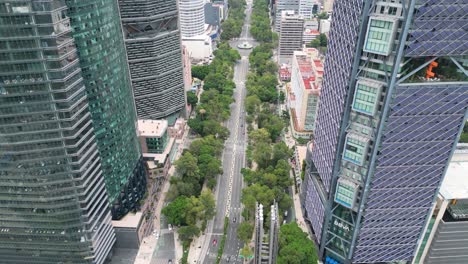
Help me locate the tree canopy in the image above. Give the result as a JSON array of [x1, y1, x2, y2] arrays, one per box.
[[277, 223, 318, 264]]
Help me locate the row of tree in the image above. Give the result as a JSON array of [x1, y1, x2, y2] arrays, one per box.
[[163, 43, 242, 245], [188, 42, 241, 139], [250, 0, 277, 43], [221, 0, 246, 40]]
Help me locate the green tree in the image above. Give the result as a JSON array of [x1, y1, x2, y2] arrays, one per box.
[[319, 33, 328, 47], [199, 191, 216, 222], [191, 65, 211, 80], [237, 222, 254, 243], [460, 121, 468, 143], [174, 152, 199, 179], [178, 225, 201, 242], [245, 95, 261, 115], [162, 196, 189, 225], [317, 12, 329, 20], [248, 128, 271, 146], [277, 223, 318, 264], [187, 92, 198, 106]]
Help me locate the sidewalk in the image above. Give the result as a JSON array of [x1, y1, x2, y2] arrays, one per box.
[[133, 123, 190, 264], [292, 182, 312, 238]]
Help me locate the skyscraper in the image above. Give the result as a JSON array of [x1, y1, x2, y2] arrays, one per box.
[[274, 0, 299, 32], [178, 0, 205, 38], [0, 1, 114, 263], [118, 0, 187, 122], [278, 10, 304, 58], [65, 0, 146, 220], [303, 1, 468, 263]]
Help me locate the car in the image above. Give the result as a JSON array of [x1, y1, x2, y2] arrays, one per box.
[[233, 217, 237, 223], [168, 224, 173, 231], [168, 259, 172, 264], [226, 256, 231, 262], [212, 239, 217, 246]]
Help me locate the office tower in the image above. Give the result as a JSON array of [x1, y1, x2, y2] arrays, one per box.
[[118, 0, 186, 122], [278, 11, 304, 58], [179, 0, 205, 38], [0, 1, 114, 263], [274, 0, 299, 32], [66, 1, 146, 220], [299, 0, 314, 20], [303, 1, 468, 263]]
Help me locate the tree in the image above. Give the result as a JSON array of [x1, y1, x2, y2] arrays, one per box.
[[237, 222, 254, 243], [191, 65, 211, 80], [174, 152, 199, 179], [162, 196, 189, 225], [248, 128, 271, 146], [253, 142, 272, 169], [307, 38, 321, 48], [245, 95, 261, 115], [199, 191, 216, 222], [317, 12, 329, 20], [319, 33, 328, 47], [460, 121, 468, 143], [277, 223, 318, 264], [240, 246, 253, 260], [187, 92, 198, 106], [178, 225, 201, 242]]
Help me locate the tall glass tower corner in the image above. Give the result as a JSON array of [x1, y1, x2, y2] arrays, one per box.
[[303, 0, 468, 263], [118, 0, 186, 122], [65, 0, 147, 219], [0, 1, 114, 262]]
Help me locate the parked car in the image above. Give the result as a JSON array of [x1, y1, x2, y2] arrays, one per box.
[[168, 224, 173, 231]]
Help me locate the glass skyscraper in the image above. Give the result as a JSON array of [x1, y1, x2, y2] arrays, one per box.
[[118, 0, 186, 122], [65, 0, 146, 219], [303, 0, 468, 263], [0, 1, 114, 262]]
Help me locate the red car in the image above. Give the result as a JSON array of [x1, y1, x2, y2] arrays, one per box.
[[212, 239, 217, 246]]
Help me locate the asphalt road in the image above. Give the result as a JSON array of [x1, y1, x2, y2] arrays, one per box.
[[197, 1, 257, 263]]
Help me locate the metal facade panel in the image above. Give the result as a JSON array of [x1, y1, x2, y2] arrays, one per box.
[[406, 1, 468, 57], [118, 0, 186, 120], [353, 83, 468, 262], [311, 0, 364, 192], [304, 173, 325, 241]]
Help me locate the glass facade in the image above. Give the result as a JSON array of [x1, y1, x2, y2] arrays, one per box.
[[65, 0, 146, 219], [305, 0, 468, 263], [363, 17, 396, 56], [0, 1, 114, 262], [118, 0, 186, 120], [352, 81, 381, 116]]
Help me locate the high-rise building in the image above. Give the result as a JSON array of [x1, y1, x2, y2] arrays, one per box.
[[0, 1, 114, 263], [118, 0, 187, 122], [274, 0, 299, 32], [302, 1, 468, 263], [322, 0, 334, 13], [179, 0, 205, 38], [299, 0, 314, 20], [278, 10, 304, 58], [66, 0, 146, 220]]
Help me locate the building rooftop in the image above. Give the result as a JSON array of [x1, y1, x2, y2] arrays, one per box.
[[137, 119, 168, 138], [439, 146, 468, 200], [112, 212, 143, 229]]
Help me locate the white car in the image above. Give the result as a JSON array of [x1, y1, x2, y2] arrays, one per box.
[[168, 224, 173, 231]]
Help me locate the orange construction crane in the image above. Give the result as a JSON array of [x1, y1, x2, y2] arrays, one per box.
[[426, 61, 438, 79]]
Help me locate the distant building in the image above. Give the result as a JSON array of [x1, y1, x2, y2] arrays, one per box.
[[205, 2, 222, 27], [299, 0, 314, 20], [274, 0, 300, 32], [254, 203, 265, 264], [319, 18, 331, 34], [279, 64, 292, 81], [288, 50, 323, 138], [179, 0, 206, 37], [182, 34, 214, 61], [413, 145, 468, 264], [303, 29, 320, 45], [269, 204, 280, 264], [279, 11, 304, 59], [322, 0, 334, 13]]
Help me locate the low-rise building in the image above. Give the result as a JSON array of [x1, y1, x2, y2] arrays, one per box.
[[303, 29, 320, 45], [279, 64, 292, 82], [413, 144, 468, 264], [288, 50, 323, 138]]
